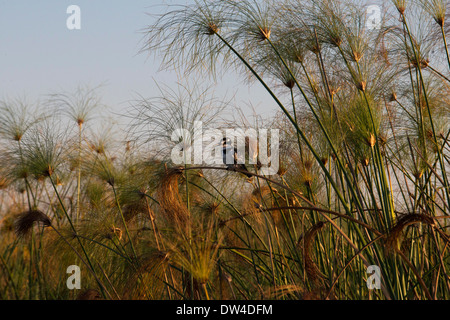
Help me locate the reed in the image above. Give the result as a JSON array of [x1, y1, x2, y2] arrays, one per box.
[[0, 0, 449, 300]]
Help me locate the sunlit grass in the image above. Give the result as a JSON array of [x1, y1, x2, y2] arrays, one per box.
[[0, 0, 449, 300]]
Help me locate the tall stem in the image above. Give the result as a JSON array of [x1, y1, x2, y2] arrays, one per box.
[[111, 184, 138, 260], [76, 123, 82, 221], [440, 23, 450, 72], [49, 175, 105, 296], [290, 88, 303, 161], [214, 31, 353, 216], [402, 13, 450, 211]]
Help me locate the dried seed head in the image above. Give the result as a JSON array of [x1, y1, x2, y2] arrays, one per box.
[[366, 134, 376, 148], [44, 165, 54, 177], [410, 58, 429, 69], [258, 27, 271, 41], [13, 133, 23, 142], [206, 22, 219, 35], [413, 170, 424, 179], [18, 168, 29, 179], [15, 210, 51, 237], [294, 54, 304, 64], [122, 200, 146, 222], [304, 160, 314, 170], [357, 81, 367, 92], [310, 44, 320, 54], [330, 35, 343, 47], [385, 214, 435, 254], [434, 15, 445, 27], [90, 143, 105, 155], [106, 176, 115, 187], [207, 202, 220, 215], [299, 222, 327, 287], [55, 176, 63, 186], [351, 50, 362, 62], [158, 167, 190, 227], [303, 179, 313, 188], [361, 157, 370, 167], [284, 78, 295, 89], [389, 92, 398, 102], [395, 1, 406, 15], [330, 86, 340, 97]]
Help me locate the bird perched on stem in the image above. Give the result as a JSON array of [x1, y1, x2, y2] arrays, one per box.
[[221, 137, 252, 178]]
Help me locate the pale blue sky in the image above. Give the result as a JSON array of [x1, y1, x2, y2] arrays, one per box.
[[0, 1, 157, 103], [0, 1, 390, 125], [0, 0, 272, 123]]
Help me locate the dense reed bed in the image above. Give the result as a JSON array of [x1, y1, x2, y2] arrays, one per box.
[[0, 0, 449, 300]]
